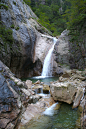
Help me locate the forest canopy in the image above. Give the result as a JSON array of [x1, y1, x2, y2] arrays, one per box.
[[23, 0, 86, 36]]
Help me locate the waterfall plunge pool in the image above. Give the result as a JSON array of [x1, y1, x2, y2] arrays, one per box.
[[21, 76, 81, 129], [20, 103, 81, 129], [24, 76, 59, 85]]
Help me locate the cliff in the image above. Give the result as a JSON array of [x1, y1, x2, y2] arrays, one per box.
[[0, 0, 86, 79], [0, 0, 52, 78]]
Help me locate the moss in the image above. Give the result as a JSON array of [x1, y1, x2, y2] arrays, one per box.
[[13, 1, 16, 5], [15, 26, 19, 30], [11, 24, 15, 29], [0, 3, 8, 10], [22, 1, 24, 4], [0, 23, 13, 52]]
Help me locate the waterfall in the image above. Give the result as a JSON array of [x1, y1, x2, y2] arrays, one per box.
[[41, 37, 57, 77], [43, 102, 58, 116]]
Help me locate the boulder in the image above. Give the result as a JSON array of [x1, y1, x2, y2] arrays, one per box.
[[50, 82, 77, 104], [73, 87, 84, 108], [43, 84, 50, 94], [50, 69, 85, 107], [25, 80, 32, 89], [34, 80, 41, 85]]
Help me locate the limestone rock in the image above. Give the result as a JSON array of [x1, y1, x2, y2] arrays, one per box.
[[34, 80, 41, 85], [43, 84, 50, 94], [50, 82, 77, 104], [73, 87, 84, 108], [50, 69, 85, 107], [20, 97, 55, 125], [25, 80, 32, 89]]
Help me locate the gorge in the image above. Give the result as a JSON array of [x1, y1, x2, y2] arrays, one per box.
[[0, 0, 86, 129]]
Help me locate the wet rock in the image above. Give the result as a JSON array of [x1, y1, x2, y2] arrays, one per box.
[[34, 80, 41, 85], [20, 97, 55, 125], [43, 84, 50, 94]]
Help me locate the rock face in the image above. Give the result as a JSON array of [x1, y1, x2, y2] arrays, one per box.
[[50, 69, 86, 107], [0, 60, 39, 129], [0, 0, 52, 78], [53, 29, 86, 71], [54, 30, 70, 66], [50, 82, 77, 104]]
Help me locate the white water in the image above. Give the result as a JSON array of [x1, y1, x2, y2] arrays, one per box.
[[41, 37, 57, 77], [43, 102, 58, 116]]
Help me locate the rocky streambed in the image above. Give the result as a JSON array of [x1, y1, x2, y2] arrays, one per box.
[[18, 69, 86, 129], [0, 60, 86, 129]]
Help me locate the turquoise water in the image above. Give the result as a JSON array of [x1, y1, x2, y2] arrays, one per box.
[[21, 103, 81, 129], [21, 77, 81, 129], [23, 76, 58, 84]]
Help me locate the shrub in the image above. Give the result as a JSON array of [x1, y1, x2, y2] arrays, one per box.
[[0, 22, 13, 51], [0, 4, 8, 10]]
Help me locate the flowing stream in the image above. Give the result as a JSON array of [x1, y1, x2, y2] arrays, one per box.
[[20, 37, 81, 129], [41, 37, 57, 77], [20, 103, 81, 129]]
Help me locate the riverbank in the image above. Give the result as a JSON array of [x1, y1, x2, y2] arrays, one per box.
[[18, 69, 86, 129]]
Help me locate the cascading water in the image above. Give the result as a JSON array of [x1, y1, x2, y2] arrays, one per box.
[[41, 37, 57, 77]]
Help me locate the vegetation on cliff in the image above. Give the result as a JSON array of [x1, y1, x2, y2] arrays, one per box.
[[24, 0, 70, 36], [66, 0, 86, 42], [0, 22, 13, 51], [23, 0, 86, 38]]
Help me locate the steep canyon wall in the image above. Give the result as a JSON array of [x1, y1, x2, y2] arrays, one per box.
[[0, 0, 52, 78]]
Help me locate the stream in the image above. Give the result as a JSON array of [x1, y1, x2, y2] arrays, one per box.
[[20, 103, 81, 129], [20, 77, 81, 129]]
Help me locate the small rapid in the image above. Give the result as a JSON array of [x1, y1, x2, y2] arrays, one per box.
[[43, 102, 58, 116]]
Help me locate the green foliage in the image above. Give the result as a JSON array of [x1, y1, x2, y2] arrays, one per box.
[[11, 24, 19, 30], [15, 26, 20, 30], [23, 0, 70, 36], [13, 1, 16, 5], [0, 22, 13, 51], [66, 0, 86, 42], [0, 3, 8, 10], [23, 0, 31, 6], [11, 24, 15, 29], [23, 0, 86, 38]]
